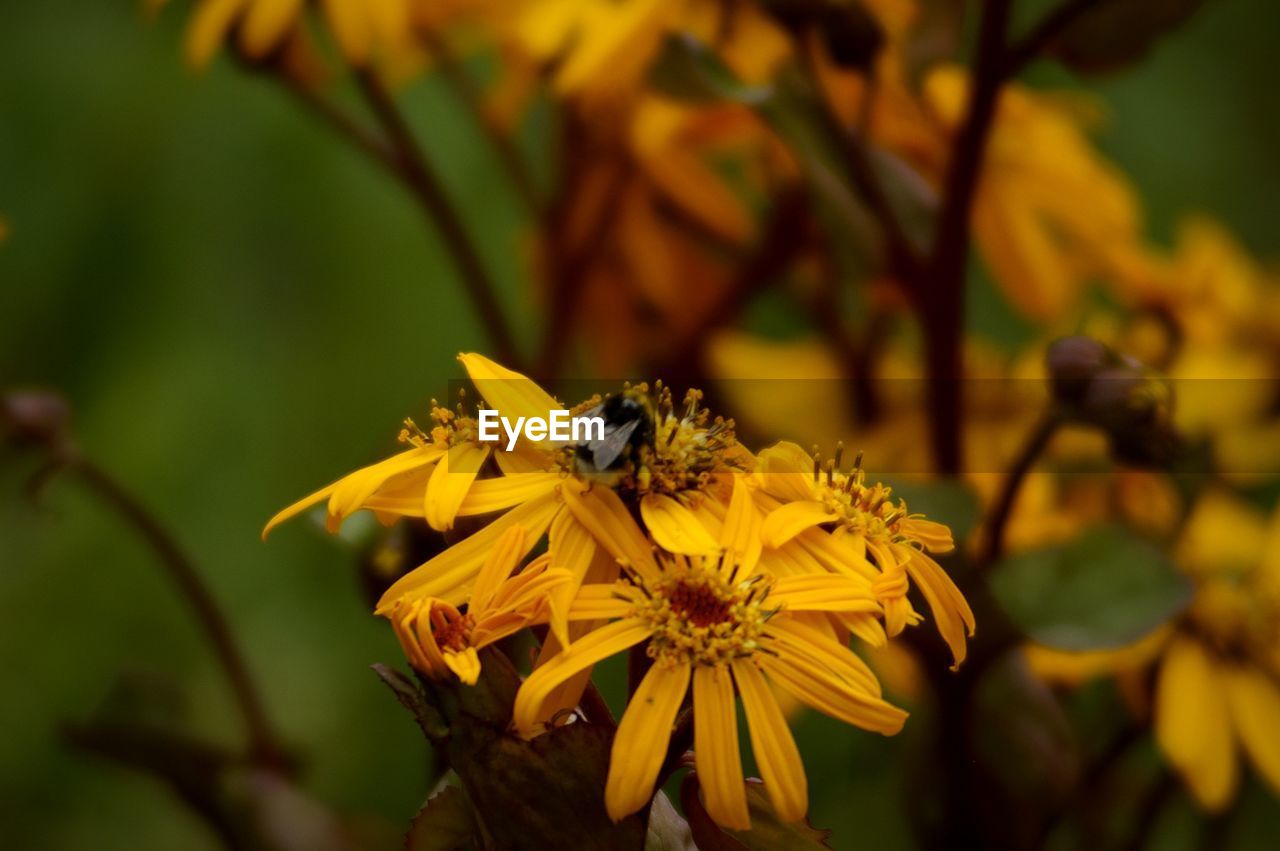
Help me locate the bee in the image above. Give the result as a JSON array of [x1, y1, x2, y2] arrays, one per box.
[[573, 389, 655, 478]]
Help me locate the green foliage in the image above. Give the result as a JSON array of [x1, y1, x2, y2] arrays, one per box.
[[1048, 0, 1210, 75], [989, 524, 1192, 651]]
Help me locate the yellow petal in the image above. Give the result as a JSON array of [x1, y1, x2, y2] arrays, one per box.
[[321, 0, 372, 64], [456, 471, 560, 517], [755, 442, 817, 503], [328, 445, 444, 527], [513, 619, 651, 734], [772, 575, 879, 614], [424, 443, 490, 531], [720, 475, 763, 575], [548, 510, 599, 645], [262, 481, 336, 540], [693, 666, 750, 830], [903, 550, 975, 670], [1223, 665, 1280, 797], [793, 528, 878, 582], [443, 647, 482, 685], [568, 584, 636, 620], [374, 490, 559, 613], [561, 484, 660, 583], [760, 647, 906, 735], [554, 0, 666, 95], [904, 518, 955, 554], [732, 660, 807, 823], [1155, 636, 1238, 811], [605, 661, 691, 822], [761, 501, 834, 548], [764, 617, 882, 696], [238, 0, 302, 59], [641, 493, 722, 555], [458, 352, 560, 425], [469, 525, 525, 613], [185, 0, 251, 69]]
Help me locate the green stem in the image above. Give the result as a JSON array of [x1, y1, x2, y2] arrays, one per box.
[[66, 452, 289, 771], [354, 71, 523, 370], [982, 410, 1062, 566]]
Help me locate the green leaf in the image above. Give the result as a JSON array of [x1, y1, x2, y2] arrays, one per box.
[[1048, 0, 1209, 75], [406, 786, 478, 851], [681, 773, 832, 850], [968, 653, 1080, 842], [649, 34, 772, 105], [371, 663, 448, 742], [989, 524, 1191, 651]]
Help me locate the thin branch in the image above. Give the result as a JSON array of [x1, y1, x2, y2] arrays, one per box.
[[281, 76, 401, 175], [921, 0, 1014, 475], [354, 70, 523, 370], [982, 410, 1061, 566], [800, 54, 923, 282], [420, 30, 543, 214], [65, 452, 289, 771], [1002, 0, 1109, 79]]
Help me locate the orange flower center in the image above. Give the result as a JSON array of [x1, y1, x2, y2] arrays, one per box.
[[632, 557, 773, 667]]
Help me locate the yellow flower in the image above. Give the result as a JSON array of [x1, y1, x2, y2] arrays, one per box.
[[754, 441, 975, 668], [263, 352, 560, 541], [518, 0, 787, 103], [183, 0, 416, 69], [388, 525, 570, 684], [513, 545, 904, 829], [1051, 491, 1280, 812], [374, 369, 752, 616], [921, 66, 1141, 320]]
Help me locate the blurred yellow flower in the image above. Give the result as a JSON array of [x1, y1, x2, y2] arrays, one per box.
[[1032, 492, 1280, 812], [922, 66, 1142, 320], [183, 0, 416, 69], [518, 0, 788, 103]]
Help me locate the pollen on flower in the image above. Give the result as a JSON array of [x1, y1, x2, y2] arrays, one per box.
[[399, 393, 479, 449], [809, 444, 925, 549], [1186, 581, 1280, 669], [630, 553, 774, 667], [431, 604, 476, 654]]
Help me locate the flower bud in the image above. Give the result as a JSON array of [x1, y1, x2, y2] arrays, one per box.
[[1046, 336, 1111, 406], [2, 390, 69, 448]]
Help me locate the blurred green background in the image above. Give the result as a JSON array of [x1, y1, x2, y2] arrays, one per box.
[[1, 1, 1277, 848]]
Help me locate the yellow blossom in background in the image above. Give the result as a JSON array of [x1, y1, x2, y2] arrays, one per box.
[[1029, 492, 1280, 812], [922, 66, 1142, 320], [518, 0, 788, 104], [389, 525, 570, 683], [182, 0, 418, 69], [1155, 492, 1280, 811]]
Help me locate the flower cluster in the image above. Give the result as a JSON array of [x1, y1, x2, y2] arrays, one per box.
[[267, 352, 970, 828]]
